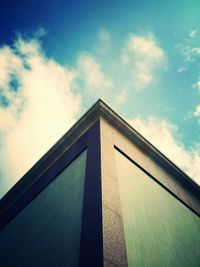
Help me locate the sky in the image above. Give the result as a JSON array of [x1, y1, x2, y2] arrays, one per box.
[[0, 0, 200, 198]]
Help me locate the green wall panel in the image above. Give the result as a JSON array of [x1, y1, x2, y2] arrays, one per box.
[[115, 150, 200, 267], [0, 150, 87, 267]]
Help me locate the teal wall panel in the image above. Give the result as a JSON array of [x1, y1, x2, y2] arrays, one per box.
[[0, 150, 87, 267], [115, 150, 200, 267]]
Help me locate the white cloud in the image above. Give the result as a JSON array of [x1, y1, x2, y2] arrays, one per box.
[[97, 28, 111, 53], [76, 31, 167, 101], [176, 43, 200, 69], [177, 66, 188, 73], [15, 36, 42, 57], [116, 89, 127, 104], [193, 78, 200, 122], [194, 79, 200, 91], [176, 33, 200, 123], [0, 46, 25, 129], [194, 105, 200, 118], [0, 37, 81, 198], [121, 33, 167, 89], [189, 30, 197, 38], [77, 52, 113, 96], [129, 117, 200, 185], [194, 105, 200, 116]]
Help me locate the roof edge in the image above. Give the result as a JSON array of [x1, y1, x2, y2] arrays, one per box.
[[98, 99, 200, 191], [0, 98, 199, 207]]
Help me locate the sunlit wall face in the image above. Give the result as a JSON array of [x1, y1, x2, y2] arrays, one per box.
[[0, 150, 87, 267], [115, 149, 200, 267]]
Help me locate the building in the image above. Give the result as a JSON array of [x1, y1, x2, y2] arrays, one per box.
[[0, 99, 200, 267]]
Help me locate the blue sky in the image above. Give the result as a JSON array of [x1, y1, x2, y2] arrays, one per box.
[[0, 0, 200, 197]]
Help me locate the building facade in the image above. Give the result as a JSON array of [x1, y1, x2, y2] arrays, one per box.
[[0, 99, 200, 267]]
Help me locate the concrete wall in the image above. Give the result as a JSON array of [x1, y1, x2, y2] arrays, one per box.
[[101, 117, 200, 215], [100, 117, 200, 267]]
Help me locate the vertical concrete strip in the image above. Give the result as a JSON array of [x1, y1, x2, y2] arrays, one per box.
[[100, 118, 128, 267]]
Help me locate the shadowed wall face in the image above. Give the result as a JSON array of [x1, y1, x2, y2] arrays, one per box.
[[0, 150, 87, 267], [115, 149, 200, 267]]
